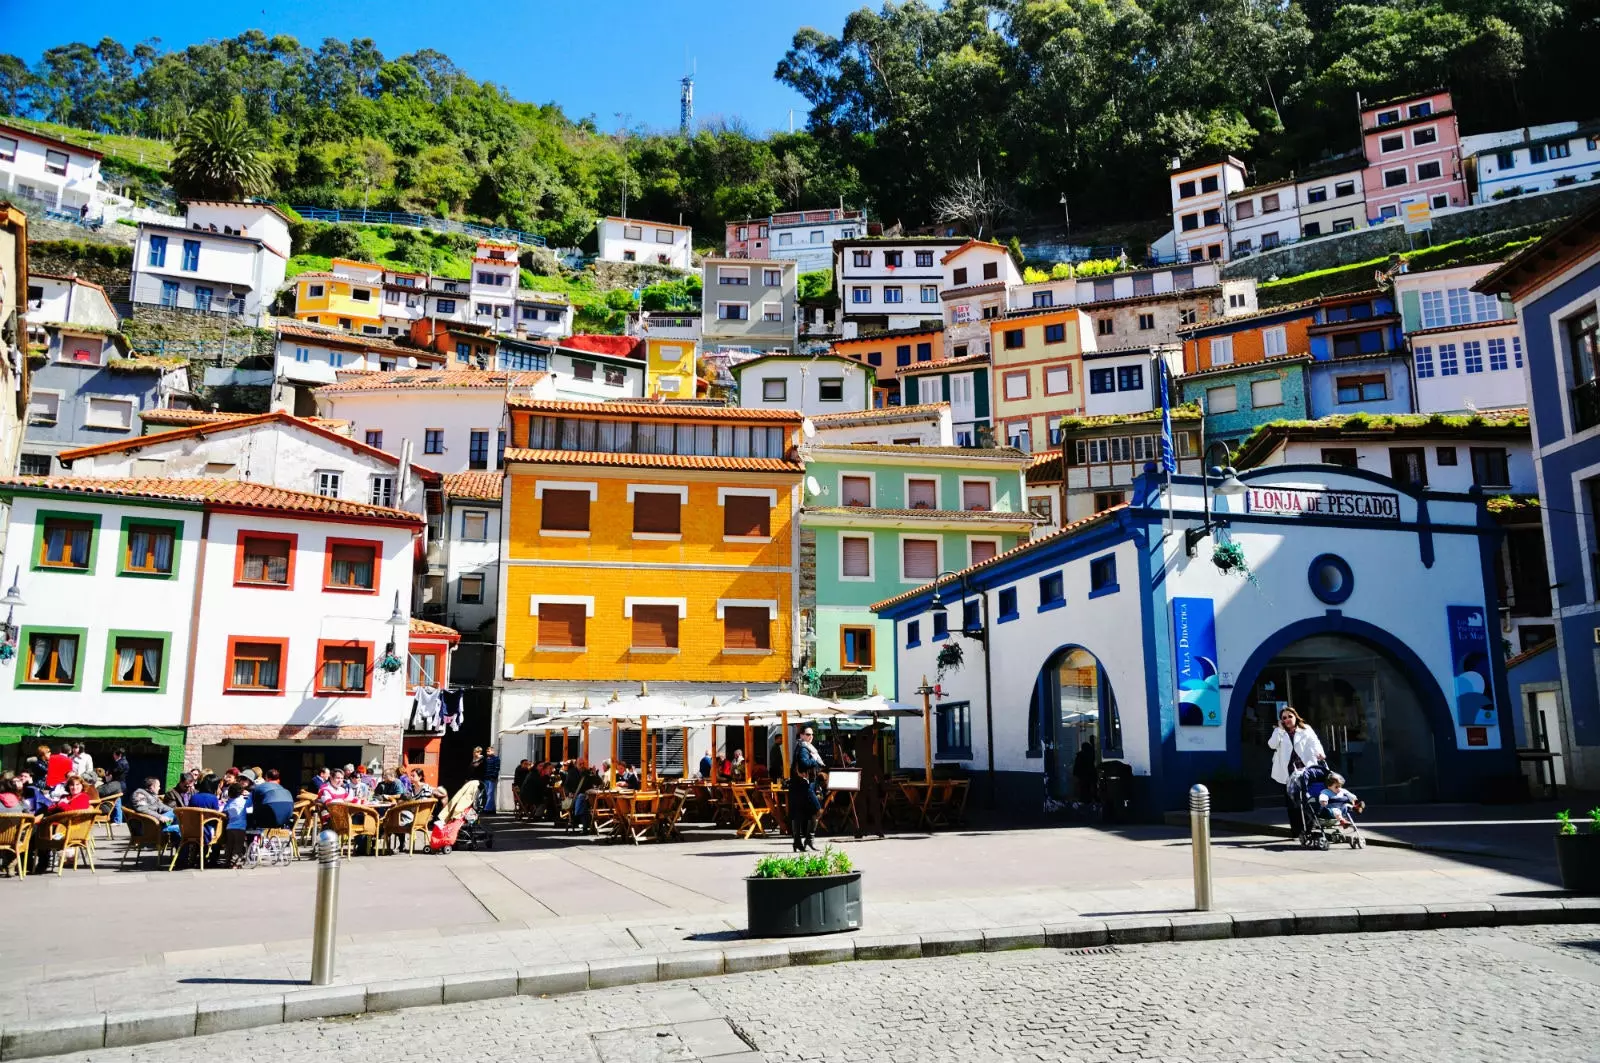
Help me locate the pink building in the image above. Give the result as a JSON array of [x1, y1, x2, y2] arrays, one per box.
[[724, 218, 769, 259], [1359, 89, 1468, 222]]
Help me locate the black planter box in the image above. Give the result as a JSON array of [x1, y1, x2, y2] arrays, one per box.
[[1556, 834, 1600, 894], [746, 872, 862, 937]]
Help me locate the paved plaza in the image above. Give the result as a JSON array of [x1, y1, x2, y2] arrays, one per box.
[[33, 925, 1600, 1063], [2, 815, 1574, 1028]]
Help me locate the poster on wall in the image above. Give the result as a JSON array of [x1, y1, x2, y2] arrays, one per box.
[[1446, 605, 1497, 728], [1172, 597, 1221, 727]]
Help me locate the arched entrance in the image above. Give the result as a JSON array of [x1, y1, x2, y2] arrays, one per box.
[[1238, 634, 1439, 804], [1039, 646, 1122, 801]]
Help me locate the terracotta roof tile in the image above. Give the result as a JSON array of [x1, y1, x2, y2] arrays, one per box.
[[443, 470, 504, 501], [504, 448, 803, 473], [506, 398, 804, 422], [1177, 353, 1313, 380], [0, 477, 423, 523], [276, 322, 443, 360], [1175, 299, 1320, 334], [316, 370, 548, 393], [898, 353, 990, 375], [139, 409, 252, 426], [410, 617, 460, 641], [872, 505, 1129, 611]]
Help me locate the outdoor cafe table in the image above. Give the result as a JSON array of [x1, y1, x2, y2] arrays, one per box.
[[589, 790, 660, 843]]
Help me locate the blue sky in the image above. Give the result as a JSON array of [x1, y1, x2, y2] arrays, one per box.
[[6, 0, 867, 133]]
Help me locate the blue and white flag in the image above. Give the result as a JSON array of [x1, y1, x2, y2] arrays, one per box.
[[1158, 362, 1177, 477]]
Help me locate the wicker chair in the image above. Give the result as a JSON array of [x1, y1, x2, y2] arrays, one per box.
[[39, 809, 98, 874], [0, 814, 39, 879], [91, 795, 117, 841], [121, 810, 172, 869], [378, 799, 436, 854], [169, 807, 226, 870], [323, 802, 378, 857]]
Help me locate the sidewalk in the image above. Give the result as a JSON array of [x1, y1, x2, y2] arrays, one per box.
[[0, 817, 1576, 1031]]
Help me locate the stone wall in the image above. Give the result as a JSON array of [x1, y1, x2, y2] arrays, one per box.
[[183, 723, 405, 774], [1222, 183, 1600, 282], [590, 259, 693, 292]]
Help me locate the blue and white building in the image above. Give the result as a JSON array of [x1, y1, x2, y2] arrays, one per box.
[[1464, 121, 1600, 204], [875, 464, 1517, 814], [1477, 201, 1600, 789]]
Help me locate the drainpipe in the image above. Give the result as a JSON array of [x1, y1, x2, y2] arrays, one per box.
[[180, 509, 210, 728]]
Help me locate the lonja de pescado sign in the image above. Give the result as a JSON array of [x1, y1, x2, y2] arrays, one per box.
[[1243, 486, 1401, 521]]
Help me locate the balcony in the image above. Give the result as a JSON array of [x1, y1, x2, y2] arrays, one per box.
[[1573, 379, 1600, 434]]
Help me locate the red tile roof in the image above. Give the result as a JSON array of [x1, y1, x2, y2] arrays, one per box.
[[58, 411, 441, 481], [562, 334, 644, 359], [139, 409, 252, 426], [315, 370, 548, 393], [0, 477, 423, 524], [506, 398, 804, 423], [504, 449, 803, 474], [899, 353, 990, 375], [410, 617, 461, 642], [443, 471, 504, 501], [276, 322, 443, 360], [941, 239, 1007, 264]]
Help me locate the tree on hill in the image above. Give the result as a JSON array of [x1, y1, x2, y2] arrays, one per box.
[[170, 103, 272, 200]]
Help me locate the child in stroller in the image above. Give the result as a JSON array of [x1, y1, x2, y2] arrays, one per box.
[[1289, 764, 1364, 850]]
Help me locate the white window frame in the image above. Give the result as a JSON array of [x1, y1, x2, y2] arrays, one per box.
[[837, 470, 877, 508], [838, 530, 876, 582], [902, 473, 941, 511], [1261, 326, 1287, 358], [883, 286, 903, 304], [1208, 336, 1234, 366], [27, 388, 62, 426], [958, 476, 997, 512], [920, 284, 938, 303], [533, 479, 598, 538], [370, 474, 396, 508], [622, 597, 688, 617], [528, 595, 596, 653], [1250, 378, 1284, 409], [1206, 385, 1238, 414], [717, 266, 750, 286], [897, 534, 943, 585], [762, 302, 783, 322], [626, 483, 688, 542], [717, 301, 749, 321], [717, 487, 778, 543], [84, 395, 135, 430], [967, 536, 1002, 567]]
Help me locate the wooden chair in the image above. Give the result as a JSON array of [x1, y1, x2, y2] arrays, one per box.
[[324, 802, 378, 857], [0, 814, 39, 879], [91, 796, 117, 841], [39, 809, 98, 874], [732, 785, 771, 839], [290, 798, 317, 857], [655, 792, 687, 842], [169, 807, 226, 870], [589, 791, 619, 837], [379, 800, 435, 854], [621, 792, 660, 845], [121, 810, 172, 869], [948, 780, 971, 827]]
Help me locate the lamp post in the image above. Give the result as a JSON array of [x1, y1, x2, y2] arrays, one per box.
[[929, 568, 996, 806], [0, 567, 23, 664], [1184, 441, 1249, 556], [1059, 192, 1071, 249]]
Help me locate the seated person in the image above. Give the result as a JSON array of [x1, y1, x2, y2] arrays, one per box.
[[248, 769, 295, 829], [46, 774, 93, 814], [1317, 773, 1364, 830], [374, 769, 404, 799], [130, 778, 176, 823], [222, 782, 252, 866]]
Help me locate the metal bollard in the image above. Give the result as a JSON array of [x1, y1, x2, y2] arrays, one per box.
[[311, 829, 341, 985], [1189, 783, 1212, 912]]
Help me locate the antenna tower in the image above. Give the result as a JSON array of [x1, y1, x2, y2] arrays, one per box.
[[680, 57, 696, 135]]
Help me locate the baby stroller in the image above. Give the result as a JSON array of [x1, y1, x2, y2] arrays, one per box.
[[429, 781, 494, 853], [1289, 764, 1362, 850]]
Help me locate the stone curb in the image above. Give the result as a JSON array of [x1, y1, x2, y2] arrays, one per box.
[[1, 902, 1594, 1060]]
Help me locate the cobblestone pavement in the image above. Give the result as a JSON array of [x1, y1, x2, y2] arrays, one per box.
[[44, 926, 1600, 1063]]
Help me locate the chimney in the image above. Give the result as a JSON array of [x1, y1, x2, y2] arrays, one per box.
[[1171, 157, 1181, 171]]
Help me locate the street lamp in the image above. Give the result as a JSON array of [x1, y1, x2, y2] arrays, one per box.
[[0, 567, 24, 664], [1059, 192, 1071, 247], [1184, 441, 1248, 556], [929, 568, 996, 805]]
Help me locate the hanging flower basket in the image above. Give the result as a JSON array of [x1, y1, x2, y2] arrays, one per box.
[[936, 641, 964, 681], [379, 653, 404, 674], [1212, 539, 1260, 587], [0, 642, 13, 663]]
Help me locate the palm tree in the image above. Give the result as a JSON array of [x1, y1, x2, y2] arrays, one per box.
[[169, 106, 272, 201]]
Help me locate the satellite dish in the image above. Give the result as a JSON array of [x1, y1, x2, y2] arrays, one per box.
[[805, 475, 824, 498], [802, 417, 816, 439]]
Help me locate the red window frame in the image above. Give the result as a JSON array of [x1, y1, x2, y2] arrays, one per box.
[[407, 641, 447, 693], [233, 530, 298, 589], [314, 639, 374, 699], [322, 536, 382, 595], [224, 635, 289, 695]]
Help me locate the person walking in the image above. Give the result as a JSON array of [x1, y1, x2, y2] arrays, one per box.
[[789, 725, 825, 852], [1267, 707, 1326, 838]]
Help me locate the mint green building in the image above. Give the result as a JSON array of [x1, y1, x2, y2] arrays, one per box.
[[800, 444, 1039, 696]]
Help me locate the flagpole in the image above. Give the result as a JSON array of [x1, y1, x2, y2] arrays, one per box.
[[1159, 354, 1181, 719]]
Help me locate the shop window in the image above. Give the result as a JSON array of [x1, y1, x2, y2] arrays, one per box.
[[236, 532, 296, 587], [226, 638, 286, 692], [316, 641, 371, 696], [108, 634, 166, 690], [22, 630, 82, 687], [936, 701, 973, 759], [723, 607, 771, 651], [841, 626, 875, 670], [325, 539, 379, 592], [540, 489, 591, 533]]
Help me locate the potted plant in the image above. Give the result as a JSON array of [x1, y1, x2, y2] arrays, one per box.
[[746, 846, 861, 936], [936, 641, 964, 682], [1555, 808, 1600, 893]]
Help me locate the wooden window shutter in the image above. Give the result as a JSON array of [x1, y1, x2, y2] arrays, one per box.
[[841, 476, 871, 507], [537, 604, 586, 647], [723, 495, 771, 537], [907, 479, 937, 509], [903, 539, 938, 579], [631, 605, 680, 649], [961, 481, 991, 510], [841, 536, 871, 577], [970, 539, 998, 564], [541, 489, 591, 532], [723, 606, 771, 650], [632, 491, 681, 534]]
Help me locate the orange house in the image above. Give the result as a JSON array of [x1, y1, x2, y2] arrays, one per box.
[[831, 327, 945, 405], [1179, 301, 1317, 374]]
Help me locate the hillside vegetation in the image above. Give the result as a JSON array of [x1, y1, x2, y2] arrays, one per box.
[[1, 2, 1591, 242]]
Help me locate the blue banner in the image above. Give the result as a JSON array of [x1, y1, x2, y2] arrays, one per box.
[[1446, 604, 1497, 727], [1173, 597, 1220, 726], [1158, 364, 1177, 476]]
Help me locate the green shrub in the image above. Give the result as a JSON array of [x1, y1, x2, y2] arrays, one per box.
[[752, 846, 854, 879]]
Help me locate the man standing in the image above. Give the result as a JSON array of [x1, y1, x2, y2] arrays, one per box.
[[71, 743, 94, 781], [482, 746, 501, 813], [46, 745, 74, 789]]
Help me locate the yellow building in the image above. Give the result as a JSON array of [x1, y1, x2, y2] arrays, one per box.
[[646, 335, 699, 399], [293, 258, 385, 334], [987, 307, 1097, 451], [499, 398, 803, 687]]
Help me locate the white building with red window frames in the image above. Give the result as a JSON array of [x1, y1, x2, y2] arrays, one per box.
[[0, 477, 433, 788]]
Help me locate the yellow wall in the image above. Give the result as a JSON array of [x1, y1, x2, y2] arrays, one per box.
[[989, 309, 1094, 446], [503, 464, 799, 682], [294, 277, 383, 331], [646, 338, 698, 399]]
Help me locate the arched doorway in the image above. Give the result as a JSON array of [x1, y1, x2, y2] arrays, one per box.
[[1239, 634, 1438, 804], [1040, 646, 1122, 801]]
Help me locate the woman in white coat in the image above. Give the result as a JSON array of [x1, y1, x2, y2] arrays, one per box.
[[1267, 707, 1325, 837]]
